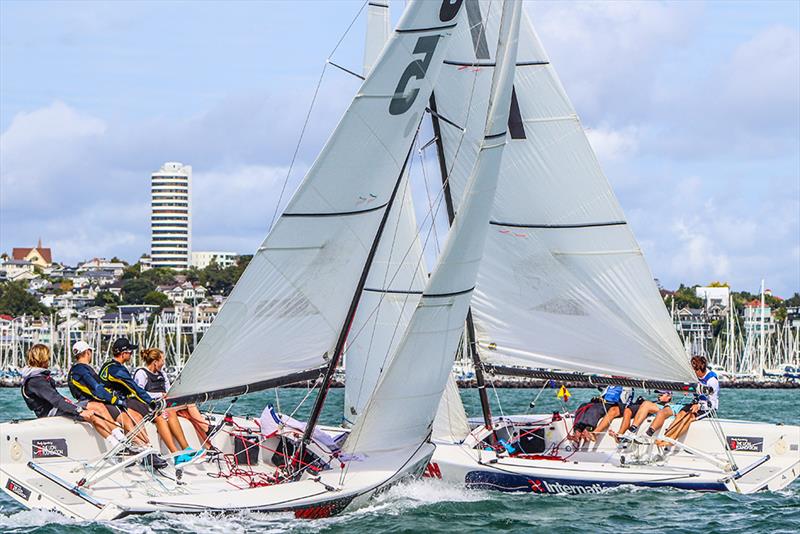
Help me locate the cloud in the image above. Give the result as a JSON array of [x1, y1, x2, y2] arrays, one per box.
[[0, 81, 349, 265], [585, 124, 638, 162], [530, 1, 700, 123]]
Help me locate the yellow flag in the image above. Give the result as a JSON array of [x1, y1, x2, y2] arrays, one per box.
[[557, 385, 571, 401]]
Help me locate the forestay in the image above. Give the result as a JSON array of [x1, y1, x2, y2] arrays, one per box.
[[432, 1, 694, 383], [344, 0, 521, 456], [344, 0, 428, 425], [169, 0, 465, 404]]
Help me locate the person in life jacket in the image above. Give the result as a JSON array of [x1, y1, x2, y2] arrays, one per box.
[[21, 344, 127, 452], [658, 356, 720, 445], [593, 386, 636, 436], [100, 338, 196, 465], [68, 340, 148, 446], [616, 390, 683, 443], [133, 348, 206, 465], [569, 386, 628, 444]]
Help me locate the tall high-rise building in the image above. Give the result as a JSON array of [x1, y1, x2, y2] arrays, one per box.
[[150, 162, 192, 269]]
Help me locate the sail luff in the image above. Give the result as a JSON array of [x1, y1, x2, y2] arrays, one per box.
[[344, 0, 522, 456], [303, 132, 418, 445], [432, 1, 695, 383], [168, 0, 466, 403]]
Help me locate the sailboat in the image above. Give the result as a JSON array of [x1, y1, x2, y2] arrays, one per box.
[[0, 0, 528, 519], [420, 1, 800, 494]]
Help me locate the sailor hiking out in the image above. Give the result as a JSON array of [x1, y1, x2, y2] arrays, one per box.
[[68, 340, 149, 446], [21, 344, 126, 453]]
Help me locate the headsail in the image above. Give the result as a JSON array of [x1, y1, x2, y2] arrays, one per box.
[[344, 0, 429, 426], [432, 1, 694, 383], [344, 0, 522, 456], [169, 0, 465, 405]]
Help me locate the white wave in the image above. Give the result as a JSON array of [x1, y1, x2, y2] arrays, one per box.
[[0, 508, 78, 530]]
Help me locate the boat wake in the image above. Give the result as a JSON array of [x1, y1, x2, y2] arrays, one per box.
[[0, 507, 78, 533]]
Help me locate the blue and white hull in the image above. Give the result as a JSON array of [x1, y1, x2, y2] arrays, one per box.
[[429, 414, 800, 495]]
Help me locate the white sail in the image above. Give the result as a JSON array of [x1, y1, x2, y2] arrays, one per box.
[[344, 0, 521, 456], [363, 1, 391, 75], [343, 175, 428, 424], [432, 1, 694, 383], [169, 0, 464, 402], [432, 374, 470, 442], [344, 0, 429, 426]]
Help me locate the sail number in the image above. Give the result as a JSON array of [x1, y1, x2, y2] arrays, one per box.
[[389, 0, 463, 116]]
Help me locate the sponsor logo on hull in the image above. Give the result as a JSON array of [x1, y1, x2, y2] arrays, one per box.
[[32, 438, 68, 458], [5, 478, 31, 501], [423, 462, 443, 479], [464, 471, 727, 493], [727, 436, 764, 452]]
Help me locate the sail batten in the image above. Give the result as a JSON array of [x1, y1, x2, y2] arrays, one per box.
[[169, 0, 464, 402], [345, 0, 522, 456], [433, 1, 695, 383]]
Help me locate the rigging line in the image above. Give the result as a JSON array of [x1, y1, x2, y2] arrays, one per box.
[[340, 145, 454, 467], [348, 135, 420, 414], [419, 140, 442, 254], [268, 0, 368, 230], [327, 60, 366, 80], [300, 119, 423, 456]]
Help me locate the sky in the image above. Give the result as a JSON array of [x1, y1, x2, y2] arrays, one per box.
[[0, 0, 798, 296]]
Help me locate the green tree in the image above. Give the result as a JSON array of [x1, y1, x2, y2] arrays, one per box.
[[0, 281, 49, 318], [670, 284, 703, 309], [785, 293, 800, 307], [93, 291, 121, 310], [143, 291, 171, 309], [121, 278, 156, 304], [140, 267, 177, 286]]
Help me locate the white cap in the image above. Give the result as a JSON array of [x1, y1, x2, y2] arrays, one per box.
[[72, 340, 93, 357]]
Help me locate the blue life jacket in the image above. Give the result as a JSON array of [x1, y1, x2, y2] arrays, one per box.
[[602, 386, 623, 404]]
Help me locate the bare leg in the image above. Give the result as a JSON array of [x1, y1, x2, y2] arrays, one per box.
[[647, 407, 675, 434], [154, 415, 179, 453], [82, 403, 114, 438], [166, 410, 190, 449], [631, 401, 661, 428], [594, 406, 621, 434], [617, 408, 635, 435], [119, 408, 150, 445], [179, 405, 209, 445], [659, 412, 696, 445]]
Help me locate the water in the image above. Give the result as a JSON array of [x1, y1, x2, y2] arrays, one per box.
[[1, 386, 798, 533]]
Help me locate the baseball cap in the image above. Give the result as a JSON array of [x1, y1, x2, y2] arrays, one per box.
[[112, 337, 138, 355], [72, 340, 93, 357]]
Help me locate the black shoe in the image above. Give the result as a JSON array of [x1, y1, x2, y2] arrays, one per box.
[[141, 453, 169, 470]]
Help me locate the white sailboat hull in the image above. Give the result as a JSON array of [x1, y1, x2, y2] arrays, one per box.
[[429, 414, 800, 494], [0, 414, 430, 520]]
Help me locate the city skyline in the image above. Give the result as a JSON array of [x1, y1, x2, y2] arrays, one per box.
[[1, 1, 798, 296]]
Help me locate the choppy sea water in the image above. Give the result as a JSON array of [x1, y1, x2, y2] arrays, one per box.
[[1, 386, 798, 533]]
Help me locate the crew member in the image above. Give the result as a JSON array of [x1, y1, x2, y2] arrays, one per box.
[[68, 340, 147, 445], [21, 344, 125, 452]]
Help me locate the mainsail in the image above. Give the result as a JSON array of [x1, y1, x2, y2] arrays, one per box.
[[344, 0, 429, 425], [169, 0, 464, 404], [432, 1, 694, 383], [344, 0, 521, 456]]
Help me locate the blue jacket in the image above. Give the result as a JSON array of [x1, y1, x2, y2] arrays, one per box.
[[68, 362, 121, 405], [99, 360, 153, 404]]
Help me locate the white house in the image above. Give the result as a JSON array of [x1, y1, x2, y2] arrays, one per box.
[[695, 286, 730, 309]]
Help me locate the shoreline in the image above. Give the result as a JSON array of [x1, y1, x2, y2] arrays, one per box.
[[308, 379, 800, 390]]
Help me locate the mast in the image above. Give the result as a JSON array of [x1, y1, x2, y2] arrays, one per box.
[[300, 137, 420, 447], [760, 279, 765, 377], [429, 93, 494, 432]]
